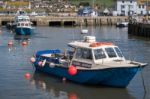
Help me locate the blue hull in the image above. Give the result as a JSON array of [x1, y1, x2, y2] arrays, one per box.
[[34, 63, 141, 87], [15, 27, 33, 35]]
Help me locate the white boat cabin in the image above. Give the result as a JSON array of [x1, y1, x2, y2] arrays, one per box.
[[17, 21, 32, 27], [14, 15, 30, 24], [68, 36, 125, 68], [38, 36, 146, 69]]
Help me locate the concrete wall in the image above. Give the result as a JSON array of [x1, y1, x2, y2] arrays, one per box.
[[0, 16, 128, 26], [128, 23, 150, 37]]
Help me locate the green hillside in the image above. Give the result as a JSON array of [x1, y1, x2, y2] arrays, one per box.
[[69, 0, 115, 8]]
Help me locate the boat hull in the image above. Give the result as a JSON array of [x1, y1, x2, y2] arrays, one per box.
[[116, 22, 128, 28], [15, 27, 33, 35], [33, 62, 141, 87], [81, 29, 88, 34]]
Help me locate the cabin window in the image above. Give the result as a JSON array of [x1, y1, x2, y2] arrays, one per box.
[[18, 23, 20, 26], [105, 47, 117, 58], [21, 23, 24, 26], [25, 23, 28, 26], [75, 48, 92, 60], [114, 47, 123, 57], [94, 49, 106, 59]]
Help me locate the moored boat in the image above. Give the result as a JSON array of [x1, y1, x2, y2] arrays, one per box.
[[81, 29, 88, 34], [116, 21, 128, 27], [31, 36, 147, 87], [15, 21, 33, 35], [6, 9, 30, 30]]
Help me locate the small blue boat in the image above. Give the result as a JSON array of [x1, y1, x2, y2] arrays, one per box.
[[31, 36, 147, 87]]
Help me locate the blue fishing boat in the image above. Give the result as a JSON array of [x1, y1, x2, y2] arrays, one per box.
[[6, 9, 30, 30], [13, 9, 33, 35], [31, 36, 147, 87]]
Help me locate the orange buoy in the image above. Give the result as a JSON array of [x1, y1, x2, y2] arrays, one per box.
[[68, 93, 77, 99], [38, 61, 43, 66], [30, 57, 36, 63], [25, 73, 31, 80], [8, 40, 13, 46], [68, 65, 77, 76], [22, 41, 28, 46]]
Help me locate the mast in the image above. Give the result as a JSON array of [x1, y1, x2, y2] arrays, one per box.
[[91, 0, 95, 36]]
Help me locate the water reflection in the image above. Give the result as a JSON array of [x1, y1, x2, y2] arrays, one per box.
[[31, 72, 135, 99], [14, 35, 31, 41]]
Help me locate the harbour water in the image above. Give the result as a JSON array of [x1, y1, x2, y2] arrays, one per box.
[[0, 26, 150, 99]]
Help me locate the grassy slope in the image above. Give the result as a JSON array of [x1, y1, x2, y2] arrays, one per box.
[[69, 0, 115, 8]]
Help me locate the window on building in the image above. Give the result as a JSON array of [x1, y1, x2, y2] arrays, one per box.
[[141, 11, 143, 15], [129, 5, 133, 9], [142, 5, 144, 8], [121, 10, 125, 16], [121, 5, 125, 9]]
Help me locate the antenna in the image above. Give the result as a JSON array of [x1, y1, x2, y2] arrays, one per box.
[[91, 0, 94, 36]]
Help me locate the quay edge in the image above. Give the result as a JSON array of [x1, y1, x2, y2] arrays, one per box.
[[0, 16, 128, 26]]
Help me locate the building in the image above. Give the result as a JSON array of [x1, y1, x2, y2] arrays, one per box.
[[0, 1, 4, 7], [137, 2, 147, 15], [116, 0, 147, 16], [116, 0, 137, 16], [137, 0, 150, 14]]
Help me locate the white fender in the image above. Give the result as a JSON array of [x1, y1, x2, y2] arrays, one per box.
[[49, 62, 55, 68]]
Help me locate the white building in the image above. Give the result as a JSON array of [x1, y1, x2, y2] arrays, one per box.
[[137, 4, 147, 15], [116, 0, 147, 16]]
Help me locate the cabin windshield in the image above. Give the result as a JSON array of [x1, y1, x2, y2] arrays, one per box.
[[114, 47, 124, 57], [94, 49, 106, 60], [75, 48, 92, 60], [105, 47, 117, 58]]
